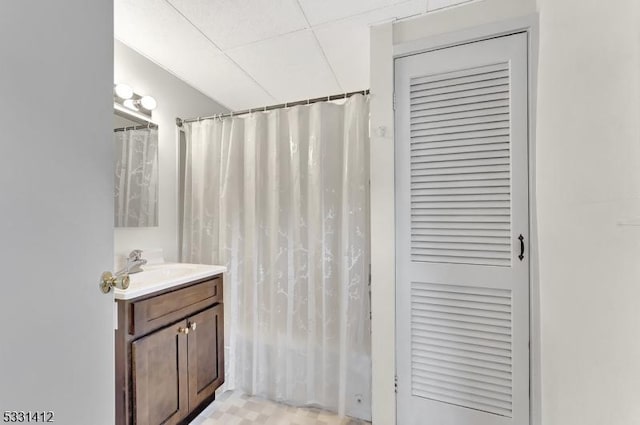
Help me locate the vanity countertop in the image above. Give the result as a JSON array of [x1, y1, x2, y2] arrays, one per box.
[[113, 262, 226, 300]]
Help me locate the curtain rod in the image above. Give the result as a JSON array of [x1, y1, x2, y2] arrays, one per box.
[[114, 123, 158, 132], [176, 89, 370, 127]]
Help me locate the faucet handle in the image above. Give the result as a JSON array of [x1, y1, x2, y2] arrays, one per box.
[[128, 249, 143, 261]]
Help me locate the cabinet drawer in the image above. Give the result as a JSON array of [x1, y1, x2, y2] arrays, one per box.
[[130, 277, 221, 336]]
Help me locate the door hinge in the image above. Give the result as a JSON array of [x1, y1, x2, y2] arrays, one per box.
[[392, 92, 396, 111], [368, 263, 372, 322], [395, 375, 398, 393]]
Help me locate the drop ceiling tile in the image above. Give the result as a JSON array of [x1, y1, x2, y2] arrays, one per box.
[[115, 0, 219, 58], [115, 0, 274, 110], [314, 1, 425, 91], [227, 30, 341, 103], [174, 53, 277, 111], [298, 0, 415, 26], [167, 0, 308, 50], [427, 0, 474, 11]]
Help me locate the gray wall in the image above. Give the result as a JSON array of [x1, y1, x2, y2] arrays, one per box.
[[0, 1, 115, 423], [114, 40, 228, 263]]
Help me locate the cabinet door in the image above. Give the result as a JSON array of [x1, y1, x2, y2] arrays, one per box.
[[132, 320, 188, 425], [187, 304, 225, 410]]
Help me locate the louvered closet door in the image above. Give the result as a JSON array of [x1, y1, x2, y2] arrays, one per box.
[[395, 33, 529, 425]]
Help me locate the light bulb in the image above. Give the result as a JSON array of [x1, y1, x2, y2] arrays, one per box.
[[114, 83, 134, 100], [140, 95, 157, 111], [123, 99, 139, 111]]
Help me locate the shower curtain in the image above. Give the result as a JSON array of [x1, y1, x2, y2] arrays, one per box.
[[114, 128, 159, 227], [181, 95, 371, 420]]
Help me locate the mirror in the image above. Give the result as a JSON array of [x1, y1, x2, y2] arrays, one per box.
[[113, 110, 159, 227]]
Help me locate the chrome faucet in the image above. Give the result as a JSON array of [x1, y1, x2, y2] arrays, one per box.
[[116, 249, 147, 276]]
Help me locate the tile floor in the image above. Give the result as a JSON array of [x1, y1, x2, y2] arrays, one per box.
[[190, 390, 371, 425]]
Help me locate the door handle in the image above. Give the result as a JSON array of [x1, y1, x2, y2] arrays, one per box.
[[518, 234, 525, 261], [100, 271, 130, 294]]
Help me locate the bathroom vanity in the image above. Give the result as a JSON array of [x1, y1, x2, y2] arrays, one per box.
[[114, 263, 226, 425]]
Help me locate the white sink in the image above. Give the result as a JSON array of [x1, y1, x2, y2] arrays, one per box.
[[113, 262, 226, 300]]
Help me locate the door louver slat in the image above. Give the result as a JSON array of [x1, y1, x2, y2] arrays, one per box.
[[411, 107, 510, 124], [411, 149, 510, 162], [411, 85, 509, 105], [412, 362, 512, 387], [411, 129, 510, 144], [412, 356, 512, 381], [412, 138, 510, 150], [412, 114, 510, 131], [411, 331, 511, 354], [413, 372, 513, 400], [411, 123, 510, 138], [411, 93, 510, 113], [410, 62, 512, 267], [411, 281, 513, 417], [411, 100, 510, 119], [410, 63, 509, 86], [412, 221, 510, 228], [412, 166, 510, 178], [412, 79, 509, 97]]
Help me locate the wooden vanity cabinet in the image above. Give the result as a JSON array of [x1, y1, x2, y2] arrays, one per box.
[[186, 305, 225, 410], [115, 275, 224, 425], [131, 320, 188, 425]]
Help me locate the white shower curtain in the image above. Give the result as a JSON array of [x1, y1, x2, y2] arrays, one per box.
[[181, 95, 371, 420], [114, 128, 159, 227]]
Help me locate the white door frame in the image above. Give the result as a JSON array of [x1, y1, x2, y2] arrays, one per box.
[[393, 14, 540, 425]]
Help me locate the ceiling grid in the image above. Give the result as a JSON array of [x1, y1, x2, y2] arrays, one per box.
[[115, 0, 475, 110], [162, 0, 278, 103]]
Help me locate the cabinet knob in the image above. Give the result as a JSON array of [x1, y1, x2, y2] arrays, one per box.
[[178, 327, 190, 335], [190, 322, 197, 331]]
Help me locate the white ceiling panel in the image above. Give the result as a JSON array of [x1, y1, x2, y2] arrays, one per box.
[[314, 23, 370, 92], [167, 52, 277, 111], [115, 0, 274, 110], [314, 0, 425, 90], [115, 0, 221, 60], [427, 0, 474, 11], [115, 0, 444, 111], [298, 0, 416, 26], [227, 30, 341, 103], [167, 0, 308, 50]]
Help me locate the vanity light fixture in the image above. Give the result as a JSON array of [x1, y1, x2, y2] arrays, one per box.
[[114, 83, 158, 120], [140, 95, 157, 111], [114, 83, 134, 100], [122, 96, 158, 112], [123, 98, 139, 111]]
